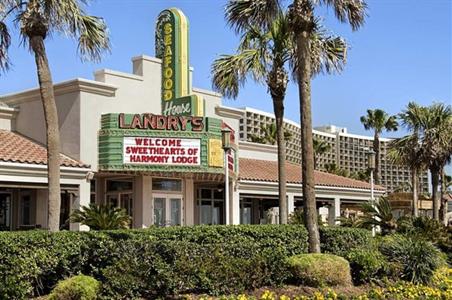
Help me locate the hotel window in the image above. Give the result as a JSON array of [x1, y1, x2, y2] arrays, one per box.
[[106, 178, 134, 218]]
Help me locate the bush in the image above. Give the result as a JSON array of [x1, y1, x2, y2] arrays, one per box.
[[48, 275, 100, 300], [397, 216, 452, 264], [70, 204, 131, 230], [319, 226, 373, 257], [346, 248, 387, 284], [379, 234, 446, 284], [286, 253, 352, 287], [0, 225, 309, 299]]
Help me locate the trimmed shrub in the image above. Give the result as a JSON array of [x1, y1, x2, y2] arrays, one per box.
[[0, 225, 308, 299], [286, 253, 352, 287], [346, 248, 387, 284], [319, 226, 373, 257], [48, 275, 100, 300], [379, 234, 446, 284]]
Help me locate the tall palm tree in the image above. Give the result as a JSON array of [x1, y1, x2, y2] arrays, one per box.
[[313, 138, 331, 169], [249, 123, 292, 145], [420, 103, 452, 222], [388, 102, 426, 217], [212, 12, 292, 224], [214, 7, 346, 225], [224, 0, 355, 253], [360, 109, 398, 185], [0, 0, 109, 231]]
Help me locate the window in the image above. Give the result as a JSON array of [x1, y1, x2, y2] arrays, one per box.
[[106, 178, 133, 218], [152, 179, 182, 192], [153, 195, 182, 226], [197, 187, 224, 225], [20, 196, 31, 225], [107, 180, 133, 192]]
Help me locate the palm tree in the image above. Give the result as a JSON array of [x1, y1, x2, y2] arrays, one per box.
[[359, 196, 397, 235], [313, 138, 331, 169], [214, 7, 346, 225], [360, 109, 398, 185], [419, 103, 452, 222], [71, 204, 131, 230], [0, 1, 109, 231], [324, 162, 349, 177], [249, 123, 292, 145], [224, 0, 355, 253], [388, 102, 426, 217], [212, 12, 292, 224]]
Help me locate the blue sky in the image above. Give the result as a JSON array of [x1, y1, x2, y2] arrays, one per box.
[[0, 0, 450, 138]]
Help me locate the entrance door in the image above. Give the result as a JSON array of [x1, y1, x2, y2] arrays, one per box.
[[153, 194, 182, 226], [0, 193, 11, 231], [106, 192, 133, 217], [197, 188, 224, 225]]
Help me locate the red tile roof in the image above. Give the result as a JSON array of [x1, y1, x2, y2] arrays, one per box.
[[0, 130, 89, 168], [239, 158, 385, 191]]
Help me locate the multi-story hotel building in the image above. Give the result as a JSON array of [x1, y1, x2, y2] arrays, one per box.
[[238, 107, 428, 193]]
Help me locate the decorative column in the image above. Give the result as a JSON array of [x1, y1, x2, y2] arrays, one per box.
[[288, 193, 295, 216], [328, 197, 341, 226], [231, 181, 240, 224], [70, 181, 91, 231]]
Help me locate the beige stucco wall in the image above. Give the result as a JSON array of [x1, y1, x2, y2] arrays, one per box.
[[13, 92, 81, 160]]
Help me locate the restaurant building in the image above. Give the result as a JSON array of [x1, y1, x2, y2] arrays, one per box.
[[0, 8, 385, 230]]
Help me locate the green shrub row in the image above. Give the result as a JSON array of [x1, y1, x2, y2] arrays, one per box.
[[0, 225, 322, 299], [0, 225, 372, 299]]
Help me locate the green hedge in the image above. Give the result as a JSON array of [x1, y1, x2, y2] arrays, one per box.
[[0, 225, 373, 299], [319, 226, 373, 257], [0, 225, 310, 299]]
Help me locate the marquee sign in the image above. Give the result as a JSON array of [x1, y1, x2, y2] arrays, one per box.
[[98, 113, 231, 174], [155, 8, 204, 117], [123, 137, 201, 165]]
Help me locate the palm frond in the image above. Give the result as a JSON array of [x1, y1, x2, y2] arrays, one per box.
[[322, 0, 367, 31], [38, 0, 110, 61], [211, 49, 266, 98], [359, 196, 397, 235], [77, 15, 110, 62], [71, 203, 131, 230], [311, 31, 347, 75], [225, 0, 281, 33]]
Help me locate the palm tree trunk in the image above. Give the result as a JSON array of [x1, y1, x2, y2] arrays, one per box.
[[297, 29, 320, 253], [439, 167, 447, 225], [411, 168, 418, 217], [431, 166, 440, 220], [373, 132, 380, 185], [30, 35, 61, 232], [273, 97, 288, 224]]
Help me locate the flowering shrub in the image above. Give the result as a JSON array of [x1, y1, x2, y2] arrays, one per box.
[[195, 268, 452, 299]]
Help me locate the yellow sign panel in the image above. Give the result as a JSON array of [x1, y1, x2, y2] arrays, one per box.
[[208, 139, 223, 168]]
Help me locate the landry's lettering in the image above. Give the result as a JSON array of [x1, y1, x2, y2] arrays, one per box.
[[118, 113, 204, 131]]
